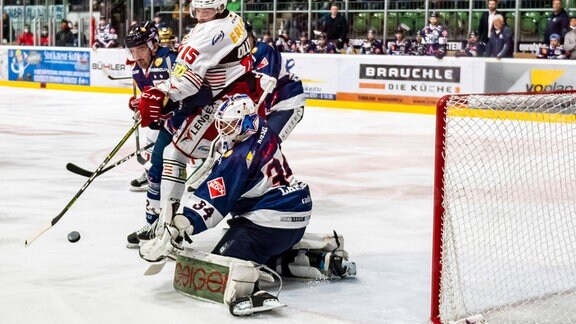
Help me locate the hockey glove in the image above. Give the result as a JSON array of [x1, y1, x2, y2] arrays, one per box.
[[128, 95, 140, 112], [138, 87, 167, 127]]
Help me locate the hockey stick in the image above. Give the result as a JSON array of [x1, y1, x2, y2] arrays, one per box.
[[24, 121, 141, 247], [107, 75, 133, 80], [132, 83, 148, 165], [66, 142, 154, 177]]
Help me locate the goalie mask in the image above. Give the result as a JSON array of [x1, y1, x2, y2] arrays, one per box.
[[190, 0, 227, 18], [215, 94, 259, 151]]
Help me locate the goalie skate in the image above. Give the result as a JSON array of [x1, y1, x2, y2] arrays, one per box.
[[126, 223, 154, 248], [229, 291, 286, 316]]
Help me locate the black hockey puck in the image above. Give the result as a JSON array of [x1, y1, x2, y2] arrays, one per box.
[[67, 231, 81, 243]]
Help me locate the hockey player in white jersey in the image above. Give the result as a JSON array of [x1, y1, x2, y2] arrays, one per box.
[[133, 0, 269, 246], [140, 95, 356, 316]]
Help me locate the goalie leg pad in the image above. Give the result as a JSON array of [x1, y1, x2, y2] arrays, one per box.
[[174, 249, 268, 305]]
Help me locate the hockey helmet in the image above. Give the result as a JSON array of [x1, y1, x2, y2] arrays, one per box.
[[190, 0, 227, 18], [158, 26, 175, 43], [125, 21, 159, 49], [215, 94, 259, 151]]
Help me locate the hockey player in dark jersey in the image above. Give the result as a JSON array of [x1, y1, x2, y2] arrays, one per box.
[[125, 21, 213, 247], [387, 28, 413, 55], [140, 94, 355, 316], [360, 29, 384, 54], [418, 12, 448, 58], [455, 31, 486, 57], [537, 33, 567, 59], [246, 22, 305, 142]]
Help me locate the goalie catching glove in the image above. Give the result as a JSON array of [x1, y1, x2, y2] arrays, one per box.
[[139, 214, 194, 262]]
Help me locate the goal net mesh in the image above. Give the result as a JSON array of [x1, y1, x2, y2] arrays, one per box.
[[436, 92, 576, 324]]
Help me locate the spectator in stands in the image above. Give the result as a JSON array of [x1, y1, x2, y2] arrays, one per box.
[[455, 31, 486, 57], [478, 0, 506, 44], [2, 12, 14, 44], [315, 32, 338, 53], [297, 32, 316, 53], [93, 17, 118, 48], [39, 25, 49, 46], [154, 13, 166, 29], [360, 29, 384, 54], [17, 24, 34, 46], [275, 30, 291, 52], [544, 0, 569, 44], [537, 33, 567, 59], [55, 19, 74, 47], [261, 30, 273, 45], [322, 4, 347, 50], [71, 22, 87, 47], [562, 17, 576, 59], [387, 28, 412, 55], [419, 12, 448, 58], [484, 14, 513, 58]]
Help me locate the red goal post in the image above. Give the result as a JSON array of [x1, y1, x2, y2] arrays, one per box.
[[431, 90, 576, 324]]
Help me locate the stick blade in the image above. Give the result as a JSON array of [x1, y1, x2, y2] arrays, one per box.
[[144, 261, 167, 276], [24, 221, 52, 247]]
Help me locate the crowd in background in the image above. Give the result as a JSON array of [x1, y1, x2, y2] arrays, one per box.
[[2, 0, 576, 59]]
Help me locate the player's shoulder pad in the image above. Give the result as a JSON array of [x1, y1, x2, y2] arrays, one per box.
[[185, 12, 247, 52]]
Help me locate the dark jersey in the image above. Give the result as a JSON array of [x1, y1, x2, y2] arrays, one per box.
[[180, 118, 312, 234]]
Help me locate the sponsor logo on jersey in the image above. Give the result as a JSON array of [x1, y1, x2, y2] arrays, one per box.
[[212, 31, 225, 46], [207, 177, 226, 199], [173, 63, 188, 77], [223, 149, 233, 158], [154, 57, 163, 67], [257, 57, 269, 70], [251, 47, 258, 54], [246, 151, 253, 162], [229, 24, 246, 44]]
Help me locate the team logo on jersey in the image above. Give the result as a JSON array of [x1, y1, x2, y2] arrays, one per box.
[[207, 177, 226, 199], [154, 57, 163, 67], [251, 47, 258, 54], [173, 63, 187, 77], [223, 149, 233, 158], [212, 31, 225, 46], [257, 57, 269, 70]]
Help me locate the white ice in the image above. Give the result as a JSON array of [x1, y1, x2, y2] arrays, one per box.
[[0, 87, 435, 324]]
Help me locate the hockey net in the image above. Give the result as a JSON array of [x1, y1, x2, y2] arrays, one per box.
[[431, 91, 576, 324]]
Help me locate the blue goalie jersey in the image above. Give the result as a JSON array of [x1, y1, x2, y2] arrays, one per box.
[[180, 117, 312, 234]]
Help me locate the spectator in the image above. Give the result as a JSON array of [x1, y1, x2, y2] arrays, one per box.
[[485, 14, 513, 58], [455, 31, 486, 57], [39, 25, 50, 46], [71, 22, 87, 47], [322, 4, 347, 49], [55, 19, 74, 47], [154, 13, 166, 29], [544, 0, 569, 44], [315, 33, 338, 53], [361, 29, 384, 54], [387, 27, 412, 55], [261, 30, 273, 46], [419, 12, 448, 58], [563, 16, 576, 59], [297, 32, 316, 53], [537, 33, 567, 59], [2, 12, 14, 44], [17, 24, 34, 45], [93, 17, 118, 48], [478, 0, 506, 44], [275, 30, 291, 52]]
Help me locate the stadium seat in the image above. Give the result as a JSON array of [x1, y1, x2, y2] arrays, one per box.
[[472, 11, 483, 32], [521, 12, 538, 35], [353, 13, 368, 34], [387, 12, 398, 33], [414, 12, 426, 32], [507, 12, 515, 33], [370, 13, 384, 34]]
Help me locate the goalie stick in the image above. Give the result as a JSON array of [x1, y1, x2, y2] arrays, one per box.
[[24, 121, 141, 247], [66, 142, 154, 177]]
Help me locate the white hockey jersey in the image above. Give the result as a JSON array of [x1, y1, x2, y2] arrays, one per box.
[[157, 11, 251, 101]]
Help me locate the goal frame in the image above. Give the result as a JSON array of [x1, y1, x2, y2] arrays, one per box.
[[429, 90, 576, 324]]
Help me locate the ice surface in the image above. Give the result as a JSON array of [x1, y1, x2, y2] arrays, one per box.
[[0, 87, 436, 324]]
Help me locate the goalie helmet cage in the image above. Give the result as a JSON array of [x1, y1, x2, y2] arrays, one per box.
[[430, 90, 576, 324]]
